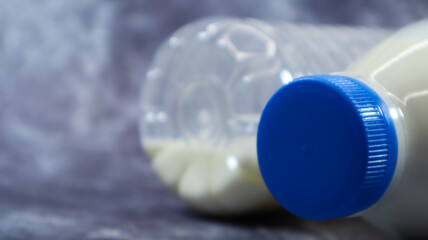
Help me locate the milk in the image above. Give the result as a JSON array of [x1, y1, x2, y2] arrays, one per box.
[[144, 138, 277, 214], [345, 19, 428, 236]]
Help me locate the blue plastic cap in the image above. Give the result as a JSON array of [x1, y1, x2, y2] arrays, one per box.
[[257, 75, 398, 220]]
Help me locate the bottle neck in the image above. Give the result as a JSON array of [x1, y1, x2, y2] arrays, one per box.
[[339, 73, 408, 216]]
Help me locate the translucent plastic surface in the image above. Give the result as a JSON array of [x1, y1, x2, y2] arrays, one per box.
[[341, 19, 428, 237], [140, 17, 391, 214]]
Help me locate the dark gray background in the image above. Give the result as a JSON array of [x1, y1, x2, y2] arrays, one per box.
[[0, 1, 427, 239]]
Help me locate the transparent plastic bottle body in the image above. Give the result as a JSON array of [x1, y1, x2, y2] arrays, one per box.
[[140, 17, 391, 215]]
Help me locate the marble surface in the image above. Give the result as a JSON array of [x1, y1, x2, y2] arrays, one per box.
[[0, 0, 427, 239]]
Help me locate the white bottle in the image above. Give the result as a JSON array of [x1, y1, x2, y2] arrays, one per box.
[[257, 19, 428, 236], [140, 17, 391, 215]]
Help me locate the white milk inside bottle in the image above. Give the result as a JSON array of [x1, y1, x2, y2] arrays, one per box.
[[140, 17, 391, 215], [257, 19, 428, 236]]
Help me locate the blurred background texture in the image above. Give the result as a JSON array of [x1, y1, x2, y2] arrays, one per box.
[[0, 0, 428, 239]]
